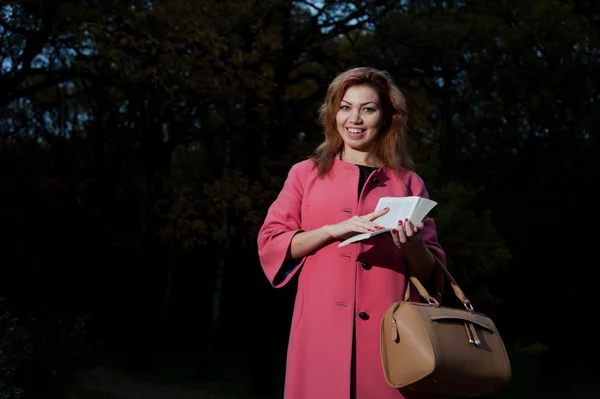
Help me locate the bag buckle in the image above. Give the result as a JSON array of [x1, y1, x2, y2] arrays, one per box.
[[463, 300, 474, 312], [425, 297, 440, 306]]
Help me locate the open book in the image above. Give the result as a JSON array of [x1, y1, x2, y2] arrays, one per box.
[[338, 196, 437, 248]]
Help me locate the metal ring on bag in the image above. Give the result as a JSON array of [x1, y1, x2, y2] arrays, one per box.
[[463, 300, 475, 312]]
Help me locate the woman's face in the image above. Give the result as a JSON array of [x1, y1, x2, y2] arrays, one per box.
[[336, 85, 383, 154]]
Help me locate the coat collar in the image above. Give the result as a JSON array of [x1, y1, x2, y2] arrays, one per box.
[[332, 157, 398, 182]]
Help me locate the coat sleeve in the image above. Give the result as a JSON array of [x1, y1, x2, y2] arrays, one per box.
[[407, 173, 447, 302], [257, 162, 307, 288]]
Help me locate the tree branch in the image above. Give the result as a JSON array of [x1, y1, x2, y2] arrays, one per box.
[[1, 0, 60, 97], [287, 72, 327, 86]]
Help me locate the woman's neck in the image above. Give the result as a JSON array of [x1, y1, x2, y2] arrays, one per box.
[[340, 148, 380, 168]]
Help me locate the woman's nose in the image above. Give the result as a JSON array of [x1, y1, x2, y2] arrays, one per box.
[[350, 109, 362, 123]]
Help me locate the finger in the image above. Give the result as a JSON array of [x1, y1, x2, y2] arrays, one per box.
[[408, 221, 424, 237], [354, 223, 377, 234], [405, 219, 415, 239], [389, 228, 402, 247], [349, 218, 384, 233], [364, 207, 389, 221], [351, 216, 377, 230], [397, 220, 409, 244], [414, 222, 424, 235], [355, 215, 386, 231]]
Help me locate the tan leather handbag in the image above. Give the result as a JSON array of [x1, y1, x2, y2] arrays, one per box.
[[380, 254, 511, 397]]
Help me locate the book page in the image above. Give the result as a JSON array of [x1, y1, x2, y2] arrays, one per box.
[[372, 196, 421, 228], [410, 198, 437, 224], [338, 228, 392, 248], [337, 196, 437, 248]]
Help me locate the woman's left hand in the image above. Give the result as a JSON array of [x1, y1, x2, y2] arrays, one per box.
[[388, 218, 424, 249]]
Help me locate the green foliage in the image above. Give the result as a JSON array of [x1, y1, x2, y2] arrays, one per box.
[[0, 298, 90, 398], [431, 181, 512, 307], [157, 143, 284, 251], [68, 389, 120, 399], [0, 304, 23, 399], [487, 342, 551, 399]]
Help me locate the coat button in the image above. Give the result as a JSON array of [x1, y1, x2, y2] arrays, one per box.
[[359, 312, 369, 320], [361, 262, 371, 270], [371, 177, 379, 183]]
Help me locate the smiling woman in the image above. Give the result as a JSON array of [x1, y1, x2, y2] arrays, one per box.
[[336, 85, 383, 157], [314, 67, 413, 178], [257, 67, 446, 399]]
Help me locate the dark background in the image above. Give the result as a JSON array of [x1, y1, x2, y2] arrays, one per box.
[[1, 0, 598, 398]]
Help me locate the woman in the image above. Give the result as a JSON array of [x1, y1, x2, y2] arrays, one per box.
[[257, 67, 446, 399]]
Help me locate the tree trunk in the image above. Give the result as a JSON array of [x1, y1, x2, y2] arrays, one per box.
[[208, 95, 234, 358]]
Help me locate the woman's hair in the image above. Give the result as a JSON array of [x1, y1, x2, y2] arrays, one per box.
[[312, 67, 413, 177]]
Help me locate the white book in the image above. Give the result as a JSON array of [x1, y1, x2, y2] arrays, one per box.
[[338, 196, 437, 248]]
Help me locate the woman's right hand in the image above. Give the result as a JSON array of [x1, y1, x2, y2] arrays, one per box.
[[325, 207, 390, 239]]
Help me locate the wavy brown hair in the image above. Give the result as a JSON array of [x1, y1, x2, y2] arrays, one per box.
[[312, 67, 413, 177]]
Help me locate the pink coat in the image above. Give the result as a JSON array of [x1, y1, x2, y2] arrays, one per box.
[[258, 158, 446, 399]]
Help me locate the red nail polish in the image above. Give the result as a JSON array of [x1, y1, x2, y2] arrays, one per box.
[[384, 207, 389, 210], [392, 229, 397, 234], [398, 220, 402, 226], [368, 229, 373, 232], [404, 218, 408, 222]]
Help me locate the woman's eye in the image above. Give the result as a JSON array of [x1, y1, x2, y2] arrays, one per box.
[[340, 105, 350, 110], [363, 107, 375, 113]]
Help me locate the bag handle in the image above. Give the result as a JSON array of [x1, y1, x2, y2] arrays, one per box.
[[403, 252, 475, 312]]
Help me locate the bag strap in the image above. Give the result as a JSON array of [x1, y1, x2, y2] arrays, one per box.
[[404, 252, 475, 312]]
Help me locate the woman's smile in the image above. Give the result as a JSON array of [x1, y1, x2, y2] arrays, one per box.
[[346, 127, 367, 138]]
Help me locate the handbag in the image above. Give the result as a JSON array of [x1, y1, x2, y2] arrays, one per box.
[[380, 253, 511, 397]]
